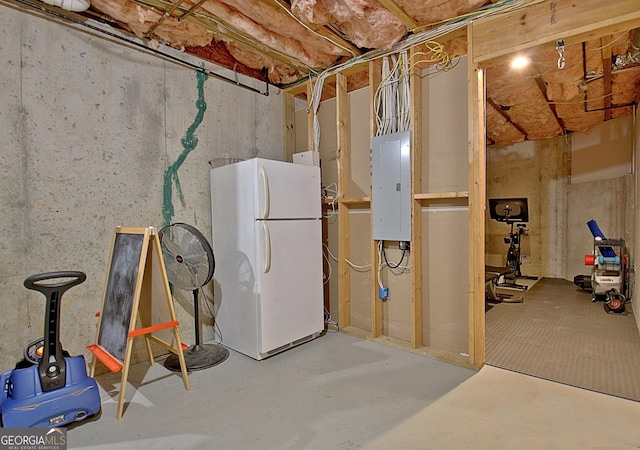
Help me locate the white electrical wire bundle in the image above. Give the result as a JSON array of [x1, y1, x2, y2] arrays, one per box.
[[375, 55, 395, 135], [377, 241, 385, 291], [380, 55, 393, 135], [376, 241, 411, 294], [373, 50, 411, 136], [397, 50, 411, 132], [388, 54, 399, 134]]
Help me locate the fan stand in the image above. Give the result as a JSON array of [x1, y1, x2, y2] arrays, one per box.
[[159, 222, 228, 372], [164, 288, 229, 371]]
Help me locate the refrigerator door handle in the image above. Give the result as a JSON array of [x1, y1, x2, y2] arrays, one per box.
[[259, 165, 270, 220], [261, 221, 271, 274]]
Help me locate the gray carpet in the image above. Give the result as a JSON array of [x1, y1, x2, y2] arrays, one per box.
[[486, 278, 640, 402]]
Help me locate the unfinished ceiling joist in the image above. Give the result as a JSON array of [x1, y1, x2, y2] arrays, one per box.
[[530, 68, 566, 135], [376, 0, 417, 30], [4, 0, 640, 145]]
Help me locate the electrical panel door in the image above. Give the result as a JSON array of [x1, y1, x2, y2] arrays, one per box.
[[371, 131, 411, 241]]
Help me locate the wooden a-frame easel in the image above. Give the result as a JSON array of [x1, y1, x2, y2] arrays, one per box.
[[88, 226, 190, 419]]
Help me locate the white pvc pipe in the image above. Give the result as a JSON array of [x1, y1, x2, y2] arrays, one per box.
[[40, 0, 90, 12]]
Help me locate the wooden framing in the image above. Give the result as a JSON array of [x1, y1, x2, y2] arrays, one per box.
[[295, 40, 476, 369], [336, 73, 352, 329], [409, 46, 423, 349], [471, 0, 640, 65], [369, 62, 383, 338], [467, 25, 486, 369], [286, 0, 638, 371]]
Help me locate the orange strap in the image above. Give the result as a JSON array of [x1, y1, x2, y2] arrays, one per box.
[[127, 320, 179, 338]]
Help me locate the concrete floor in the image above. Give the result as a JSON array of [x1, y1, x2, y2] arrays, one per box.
[[68, 332, 640, 449]]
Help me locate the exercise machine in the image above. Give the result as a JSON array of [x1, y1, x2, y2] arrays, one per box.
[[488, 198, 538, 291], [485, 265, 523, 303], [0, 272, 101, 428]]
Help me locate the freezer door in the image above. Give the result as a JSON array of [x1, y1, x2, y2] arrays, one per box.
[[254, 158, 321, 220], [256, 218, 324, 356]]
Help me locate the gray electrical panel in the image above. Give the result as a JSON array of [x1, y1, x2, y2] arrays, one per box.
[[371, 131, 411, 241]]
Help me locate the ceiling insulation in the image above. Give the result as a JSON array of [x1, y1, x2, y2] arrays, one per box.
[[292, 0, 406, 49], [11, 0, 640, 145]]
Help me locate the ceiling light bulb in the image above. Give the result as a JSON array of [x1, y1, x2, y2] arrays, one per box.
[[510, 56, 531, 69]]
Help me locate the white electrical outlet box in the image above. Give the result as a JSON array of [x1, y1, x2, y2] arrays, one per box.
[[293, 150, 320, 166], [371, 131, 411, 241]]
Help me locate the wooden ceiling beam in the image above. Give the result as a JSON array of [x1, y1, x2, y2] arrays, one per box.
[[471, 0, 640, 65], [284, 60, 370, 97], [377, 0, 418, 30], [529, 65, 566, 134], [147, 0, 186, 36], [486, 98, 528, 139]]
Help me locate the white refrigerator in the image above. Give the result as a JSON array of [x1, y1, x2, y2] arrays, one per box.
[[210, 157, 324, 360]]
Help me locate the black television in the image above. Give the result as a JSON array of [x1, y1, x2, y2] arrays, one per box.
[[488, 198, 529, 223]]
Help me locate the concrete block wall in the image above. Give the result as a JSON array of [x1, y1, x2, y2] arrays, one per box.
[[0, 6, 285, 371]]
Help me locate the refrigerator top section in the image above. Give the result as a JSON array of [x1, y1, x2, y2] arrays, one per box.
[[211, 157, 321, 220]]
